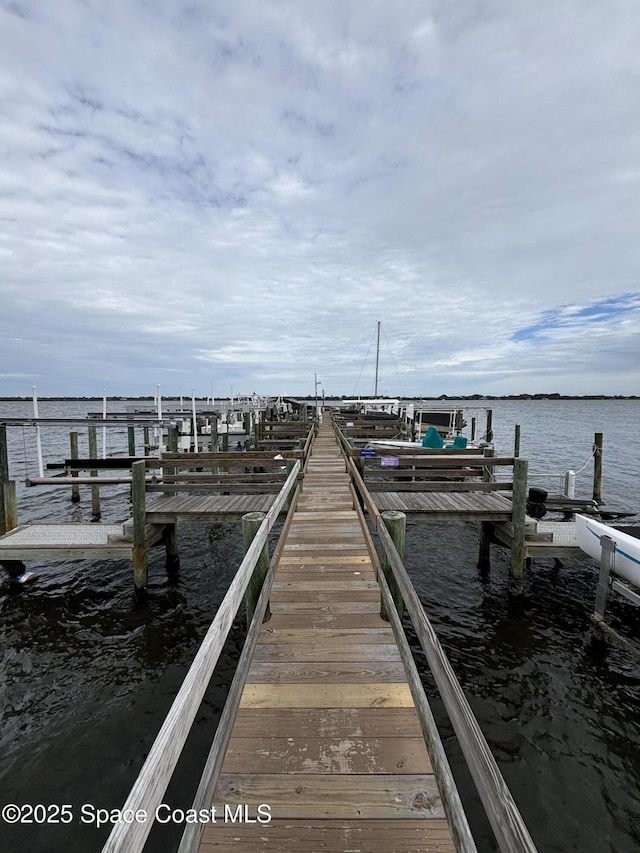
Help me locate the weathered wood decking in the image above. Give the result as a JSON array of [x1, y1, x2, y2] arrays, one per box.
[[373, 490, 512, 519], [145, 493, 277, 523], [198, 421, 455, 852]]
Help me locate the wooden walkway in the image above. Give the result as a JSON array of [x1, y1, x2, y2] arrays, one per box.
[[145, 493, 276, 523], [199, 420, 455, 852], [373, 490, 512, 519]]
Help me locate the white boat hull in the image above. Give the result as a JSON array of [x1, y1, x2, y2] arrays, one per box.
[[575, 514, 640, 588]]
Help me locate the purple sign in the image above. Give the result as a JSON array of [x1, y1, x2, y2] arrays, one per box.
[[381, 456, 400, 467]]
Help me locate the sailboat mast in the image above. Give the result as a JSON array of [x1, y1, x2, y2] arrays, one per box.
[[374, 320, 381, 396]]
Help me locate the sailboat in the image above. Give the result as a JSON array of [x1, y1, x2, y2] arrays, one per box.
[[346, 322, 481, 450]]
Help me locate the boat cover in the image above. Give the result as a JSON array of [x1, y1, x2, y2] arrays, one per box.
[[422, 426, 444, 448]]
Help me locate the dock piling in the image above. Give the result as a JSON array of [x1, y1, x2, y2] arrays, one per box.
[[70, 431, 80, 503], [88, 425, 101, 518], [0, 424, 8, 535], [482, 447, 496, 483], [380, 509, 406, 621], [478, 522, 491, 572], [485, 408, 493, 443], [510, 458, 529, 595], [132, 459, 147, 595], [163, 524, 179, 571], [3, 481, 17, 532], [593, 432, 603, 505], [242, 511, 270, 625]]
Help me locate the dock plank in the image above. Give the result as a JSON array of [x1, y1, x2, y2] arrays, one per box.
[[214, 773, 445, 819], [223, 735, 432, 774], [200, 819, 455, 852], [245, 660, 408, 683], [239, 683, 415, 709]]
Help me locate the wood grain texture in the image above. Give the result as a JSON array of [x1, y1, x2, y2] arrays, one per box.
[[230, 707, 424, 739], [256, 626, 396, 644], [239, 683, 415, 709], [199, 819, 455, 852], [223, 735, 431, 774], [252, 645, 401, 666], [245, 660, 407, 683], [214, 773, 445, 819]]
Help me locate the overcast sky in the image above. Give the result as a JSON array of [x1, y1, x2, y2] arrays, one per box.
[[1, 1, 639, 399]]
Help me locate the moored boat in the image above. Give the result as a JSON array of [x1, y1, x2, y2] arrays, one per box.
[[575, 514, 640, 588]]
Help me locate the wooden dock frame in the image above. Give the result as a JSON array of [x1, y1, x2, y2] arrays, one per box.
[[337, 420, 605, 597], [0, 430, 312, 593], [98, 414, 538, 853]]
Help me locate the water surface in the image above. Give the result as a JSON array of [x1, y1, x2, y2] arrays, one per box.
[[1, 398, 639, 851]]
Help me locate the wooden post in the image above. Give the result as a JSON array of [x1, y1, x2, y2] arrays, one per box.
[[70, 431, 80, 503], [167, 425, 178, 452], [163, 524, 179, 571], [0, 424, 8, 536], [222, 432, 229, 452], [471, 417, 476, 442], [594, 535, 615, 621], [514, 424, 521, 459], [210, 418, 218, 452], [242, 512, 270, 625], [482, 447, 495, 483], [88, 425, 100, 518], [478, 522, 491, 571], [593, 432, 603, 505], [243, 412, 251, 434], [132, 459, 147, 594], [128, 425, 136, 456], [143, 426, 150, 456], [510, 458, 528, 595], [164, 426, 177, 497], [485, 409, 493, 443], [380, 510, 406, 621], [3, 481, 17, 531]]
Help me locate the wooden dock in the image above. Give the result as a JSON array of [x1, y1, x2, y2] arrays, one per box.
[[0, 447, 303, 580], [197, 419, 457, 852], [373, 490, 512, 519]]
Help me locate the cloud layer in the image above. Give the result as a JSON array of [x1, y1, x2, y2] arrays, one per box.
[[1, 0, 639, 397]]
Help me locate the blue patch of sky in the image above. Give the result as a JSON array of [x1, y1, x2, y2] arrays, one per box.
[[511, 292, 640, 342]]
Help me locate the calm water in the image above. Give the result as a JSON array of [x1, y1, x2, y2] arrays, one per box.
[[0, 398, 639, 852]]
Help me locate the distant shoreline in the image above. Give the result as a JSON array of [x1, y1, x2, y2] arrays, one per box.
[[1, 394, 638, 403]]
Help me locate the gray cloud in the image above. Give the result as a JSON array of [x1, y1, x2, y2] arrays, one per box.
[[1, 0, 638, 397]]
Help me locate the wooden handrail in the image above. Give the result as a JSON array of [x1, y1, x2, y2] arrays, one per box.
[[376, 554, 479, 853], [101, 461, 300, 853], [375, 523, 537, 852], [336, 418, 538, 851], [348, 481, 477, 851], [177, 482, 301, 853]]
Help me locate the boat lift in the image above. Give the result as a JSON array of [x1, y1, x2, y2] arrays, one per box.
[[587, 525, 640, 660]]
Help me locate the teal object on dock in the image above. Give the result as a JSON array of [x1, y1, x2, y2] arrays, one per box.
[[451, 435, 468, 448], [422, 426, 444, 448]]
